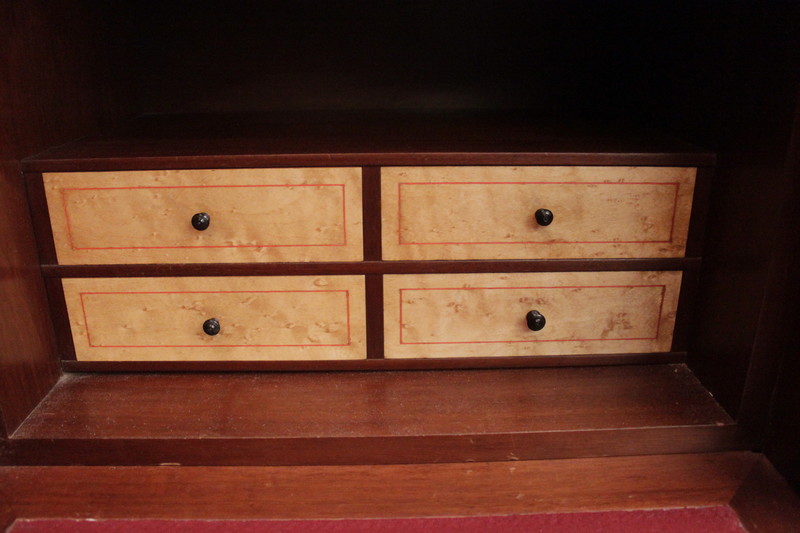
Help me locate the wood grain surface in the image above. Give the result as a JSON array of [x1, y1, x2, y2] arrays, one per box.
[[384, 271, 681, 358], [0, 453, 755, 519], [43, 168, 363, 264], [5, 426, 740, 467], [16, 365, 728, 439], [0, 163, 60, 437], [62, 276, 366, 361], [4, 365, 738, 465], [382, 166, 696, 260]]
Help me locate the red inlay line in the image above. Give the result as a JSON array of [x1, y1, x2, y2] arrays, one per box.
[[398, 181, 404, 246], [404, 181, 681, 186], [398, 284, 666, 345], [341, 184, 348, 246], [61, 183, 348, 250], [397, 181, 680, 245], [89, 344, 351, 348], [402, 284, 665, 291], [69, 244, 347, 250], [78, 292, 93, 348], [654, 285, 667, 340], [345, 290, 352, 345], [402, 240, 674, 245], [79, 289, 351, 348], [64, 184, 344, 191], [81, 290, 348, 295], [400, 338, 661, 345]]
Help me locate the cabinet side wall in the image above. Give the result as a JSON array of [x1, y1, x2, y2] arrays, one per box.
[[0, 0, 139, 437], [760, 95, 800, 490], [656, 4, 800, 422]]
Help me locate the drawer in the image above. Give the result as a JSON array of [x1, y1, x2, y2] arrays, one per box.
[[62, 276, 366, 361], [44, 168, 363, 264], [381, 166, 695, 260], [384, 271, 681, 358]]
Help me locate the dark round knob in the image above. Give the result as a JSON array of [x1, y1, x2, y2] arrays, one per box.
[[534, 208, 554, 226], [526, 310, 546, 331], [191, 212, 211, 231], [202, 318, 220, 336]]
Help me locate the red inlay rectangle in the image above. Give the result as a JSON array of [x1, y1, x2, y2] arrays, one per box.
[[79, 289, 352, 348], [61, 184, 348, 250], [397, 181, 680, 245], [398, 284, 667, 345]]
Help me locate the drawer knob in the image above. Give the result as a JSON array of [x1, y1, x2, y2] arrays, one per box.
[[191, 212, 211, 231], [526, 310, 546, 331], [534, 208, 554, 226], [202, 318, 221, 336]]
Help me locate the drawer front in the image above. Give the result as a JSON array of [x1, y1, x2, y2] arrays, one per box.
[[44, 168, 363, 264], [381, 166, 696, 260], [384, 271, 681, 358], [62, 276, 366, 361]]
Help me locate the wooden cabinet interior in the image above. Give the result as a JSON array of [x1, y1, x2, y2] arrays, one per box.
[[23, 119, 710, 371], [1, 1, 799, 489]]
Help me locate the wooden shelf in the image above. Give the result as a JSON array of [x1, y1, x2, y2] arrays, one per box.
[[3, 364, 739, 465], [22, 111, 716, 171]]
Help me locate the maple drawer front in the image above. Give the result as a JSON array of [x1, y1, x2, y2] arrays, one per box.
[[44, 168, 363, 264], [381, 166, 695, 260], [384, 271, 682, 358], [62, 276, 367, 361]]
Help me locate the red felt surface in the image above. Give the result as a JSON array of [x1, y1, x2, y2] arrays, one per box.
[[10, 507, 745, 532]]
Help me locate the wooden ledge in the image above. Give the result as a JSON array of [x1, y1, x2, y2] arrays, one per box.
[[3, 452, 798, 530], [4, 365, 738, 465], [21, 112, 716, 171], [0, 452, 761, 520]]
